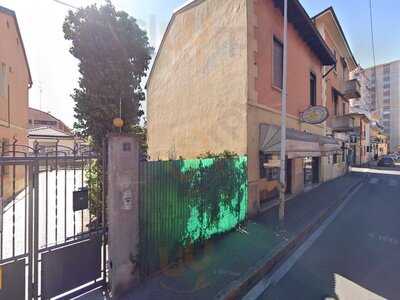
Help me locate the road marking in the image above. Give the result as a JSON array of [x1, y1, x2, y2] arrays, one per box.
[[351, 167, 400, 176], [242, 182, 364, 300]]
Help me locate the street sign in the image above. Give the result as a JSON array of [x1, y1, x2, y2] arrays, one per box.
[[300, 106, 329, 124]]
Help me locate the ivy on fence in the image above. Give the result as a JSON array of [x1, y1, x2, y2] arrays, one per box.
[[139, 155, 248, 277]]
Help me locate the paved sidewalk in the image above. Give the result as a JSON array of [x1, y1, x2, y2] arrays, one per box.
[[118, 173, 364, 300]]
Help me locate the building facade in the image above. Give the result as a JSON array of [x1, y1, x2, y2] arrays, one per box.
[[28, 107, 71, 134], [0, 5, 32, 200], [313, 7, 360, 180], [362, 60, 400, 152], [146, 0, 359, 216], [0, 6, 31, 146], [28, 127, 84, 155]]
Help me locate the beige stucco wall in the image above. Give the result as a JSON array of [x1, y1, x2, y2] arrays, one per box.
[[147, 0, 248, 160]]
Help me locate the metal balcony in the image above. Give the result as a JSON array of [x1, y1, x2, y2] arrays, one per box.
[[343, 79, 361, 99], [331, 115, 355, 132]]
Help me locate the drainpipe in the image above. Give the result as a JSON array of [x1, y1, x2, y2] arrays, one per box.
[[279, 0, 288, 224]]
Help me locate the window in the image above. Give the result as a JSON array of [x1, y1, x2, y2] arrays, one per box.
[[383, 64, 390, 74], [0, 63, 6, 97], [341, 57, 348, 81], [333, 154, 338, 164], [384, 76, 390, 82], [342, 102, 346, 116], [273, 37, 283, 89], [310, 72, 316, 106], [33, 120, 57, 126], [383, 83, 390, 89], [259, 152, 279, 181], [333, 90, 339, 116], [383, 90, 390, 97], [332, 49, 337, 72], [1, 138, 10, 175]]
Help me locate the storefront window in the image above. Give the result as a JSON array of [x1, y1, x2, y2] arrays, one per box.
[[259, 152, 279, 181]]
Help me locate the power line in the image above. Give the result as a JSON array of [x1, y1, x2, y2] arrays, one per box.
[[53, 0, 79, 10], [369, 0, 377, 110]]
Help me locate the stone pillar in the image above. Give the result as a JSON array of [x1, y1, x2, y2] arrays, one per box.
[[107, 134, 140, 298]]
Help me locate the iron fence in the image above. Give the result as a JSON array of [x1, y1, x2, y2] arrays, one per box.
[[0, 140, 107, 299]]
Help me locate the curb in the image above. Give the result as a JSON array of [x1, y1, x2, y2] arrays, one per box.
[[215, 175, 365, 300]]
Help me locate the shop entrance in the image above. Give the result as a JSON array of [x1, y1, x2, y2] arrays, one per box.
[[304, 157, 320, 188]]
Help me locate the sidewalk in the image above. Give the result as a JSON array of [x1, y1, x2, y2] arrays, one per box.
[[119, 173, 364, 300]]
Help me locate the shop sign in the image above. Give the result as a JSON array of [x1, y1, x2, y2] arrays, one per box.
[[300, 106, 329, 125]]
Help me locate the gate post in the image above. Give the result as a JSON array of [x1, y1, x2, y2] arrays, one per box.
[[107, 134, 140, 298]]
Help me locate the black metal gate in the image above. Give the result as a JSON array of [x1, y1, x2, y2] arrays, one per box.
[[0, 141, 107, 299]]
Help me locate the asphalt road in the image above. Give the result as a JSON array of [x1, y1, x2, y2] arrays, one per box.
[[258, 171, 400, 300]]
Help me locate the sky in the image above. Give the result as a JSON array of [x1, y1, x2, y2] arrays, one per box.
[[1, 0, 399, 128]]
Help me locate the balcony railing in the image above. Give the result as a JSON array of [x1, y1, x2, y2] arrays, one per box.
[[331, 115, 355, 132], [343, 79, 361, 99]]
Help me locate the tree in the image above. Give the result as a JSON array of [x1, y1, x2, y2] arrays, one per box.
[[63, 1, 153, 153], [63, 1, 152, 219]]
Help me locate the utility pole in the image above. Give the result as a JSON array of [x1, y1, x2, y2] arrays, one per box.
[[279, 0, 288, 224]]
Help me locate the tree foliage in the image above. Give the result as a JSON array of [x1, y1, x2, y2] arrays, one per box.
[[63, 1, 153, 152]]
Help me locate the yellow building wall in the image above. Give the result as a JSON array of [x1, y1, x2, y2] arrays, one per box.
[[0, 11, 30, 200], [147, 0, 248, 160], [0, 11, 30, 145]]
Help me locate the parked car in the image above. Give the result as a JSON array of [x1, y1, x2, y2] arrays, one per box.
[[378, 156, 395, 167], [388, 153, 399, 161]]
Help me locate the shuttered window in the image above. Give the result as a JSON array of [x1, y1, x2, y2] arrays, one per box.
[[310, 72, 316, 106], [273, 37, 283, 89]]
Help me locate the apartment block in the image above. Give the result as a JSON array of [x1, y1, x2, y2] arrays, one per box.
[[363, 60, 400, 151]]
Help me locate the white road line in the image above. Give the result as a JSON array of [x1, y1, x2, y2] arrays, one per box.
[[242, 182, 364, 300], [351, 167, 400, 176]]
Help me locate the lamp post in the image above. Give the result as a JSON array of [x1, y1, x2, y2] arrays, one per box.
[[278, 0, 288, 224]]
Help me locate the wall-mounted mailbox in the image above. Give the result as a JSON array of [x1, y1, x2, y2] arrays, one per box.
[[73, 188, 89, 211]]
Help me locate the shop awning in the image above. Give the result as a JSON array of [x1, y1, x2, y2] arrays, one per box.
[[260, 124, 340, 158]]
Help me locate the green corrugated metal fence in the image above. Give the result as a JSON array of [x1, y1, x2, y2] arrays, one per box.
[[139, 156, 248, 277]]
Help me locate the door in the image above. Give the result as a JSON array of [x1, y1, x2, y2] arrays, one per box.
[[312, 157, 320, 184], [304, 157, 313, 187]]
